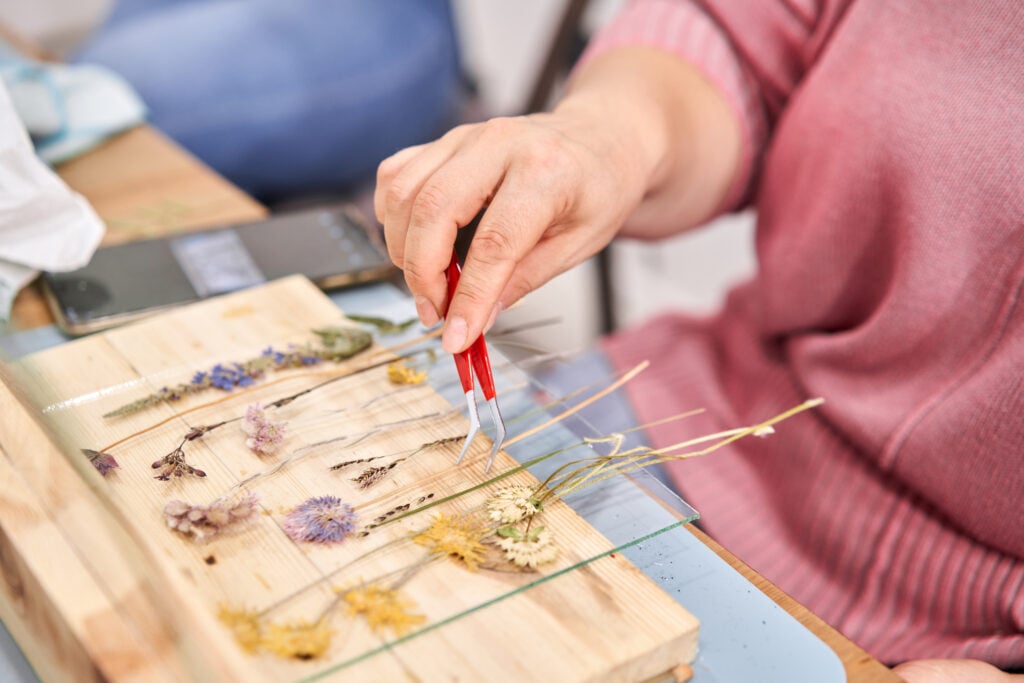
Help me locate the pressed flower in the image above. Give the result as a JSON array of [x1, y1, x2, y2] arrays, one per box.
[[152, 447, 206, 480], [412, 513, 487, 571], [217, 605, 262, 653], [103, 327, 372, 417], [386, 359, 427, 386], [164, 493, 260, 540], [261, 619, 332, 660], [241, 403, 287, 455], [494, 526, 559, 569], [339, 583, 427, 637], [82, 449, 119, 476], [346, 313, 417, 335], [283, 495, 358, 544], [486, 485, 542, 524]]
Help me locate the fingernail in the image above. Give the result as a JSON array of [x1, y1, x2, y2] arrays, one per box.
[[483, 302, 503, 334], [442, 316, 468, 353], [415, 296, 439, 327]]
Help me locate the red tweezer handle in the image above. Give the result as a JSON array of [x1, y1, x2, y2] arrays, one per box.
[[445, 251, 497, 400]]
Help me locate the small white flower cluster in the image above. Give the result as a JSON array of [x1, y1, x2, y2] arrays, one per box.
[[494, 527, 559, 569], [486, 485, 541, 524]]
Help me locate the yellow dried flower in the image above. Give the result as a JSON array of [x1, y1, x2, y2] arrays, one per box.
[[339, 583, 427, 637], [494, 527, 559, 569], [412, 512, 487, 571], [261, 619, 332, 660], [486, 485, 542, 524], [217, 605, 262, 653], [387, 360, 427, 385]]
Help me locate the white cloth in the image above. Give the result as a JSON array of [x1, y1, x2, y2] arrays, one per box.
[[0, 81, 104, 321]]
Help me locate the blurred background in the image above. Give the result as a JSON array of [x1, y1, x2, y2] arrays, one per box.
[[0, 0, 756, 353]]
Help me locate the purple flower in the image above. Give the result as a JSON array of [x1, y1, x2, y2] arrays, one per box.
[[262, 347, 287, 365], [283, 495, 358, 544], [82, 449, 119, 476], [191, 370, 208, 385], [164, 493, 260, 540]]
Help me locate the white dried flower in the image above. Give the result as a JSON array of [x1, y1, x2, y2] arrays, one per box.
[[494, 527, 558, 569], [486, 486, 541, 524]]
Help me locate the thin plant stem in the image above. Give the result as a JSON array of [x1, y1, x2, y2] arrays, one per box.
[[350, 361, 650, 515]]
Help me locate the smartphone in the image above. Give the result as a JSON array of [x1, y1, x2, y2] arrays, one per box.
[[41, 204, 395, 335]]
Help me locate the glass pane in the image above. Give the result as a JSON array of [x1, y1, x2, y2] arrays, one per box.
[[11, 289, 700, 681]]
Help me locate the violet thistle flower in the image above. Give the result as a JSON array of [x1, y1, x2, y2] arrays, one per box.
[[283, 495, 358, 544], [82, 449, 119, 476], [241, 403, 287, 455]]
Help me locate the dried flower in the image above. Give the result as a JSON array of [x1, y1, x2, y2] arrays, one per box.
[[352, 462, 398, 489], [360, 493, 435, 536], [103, 327, 372, 417], [386, 359, 427, 386], [164, 493, 260, 540], [346, 314, 417, 335], [241, 403, 287, 455], [312, 325, 373, 358], [82, 448, 119, 476], [494, 526, 559, 569], [486, 486, 542, 524], [261, 619, 332, 660], [217, 605, 262, 653], [283, 495, 358, 544], [412, 513, 487, 571], [152, 447, 206, 480], [339, 583, 427, 637]]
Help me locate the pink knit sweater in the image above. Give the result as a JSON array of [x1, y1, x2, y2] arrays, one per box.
[[589, 0, 1024, 666]]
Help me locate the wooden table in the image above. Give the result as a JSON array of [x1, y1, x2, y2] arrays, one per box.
[[8, 125, 266, 330], [3, 126, 900, 683]]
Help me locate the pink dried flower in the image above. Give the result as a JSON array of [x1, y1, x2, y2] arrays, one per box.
[[242, 403, 287, 455], [283, 495, 358, 544], [82, 449, 119, 476], [164, 493, 260, 540]]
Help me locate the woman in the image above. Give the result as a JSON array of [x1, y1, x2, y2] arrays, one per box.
[[374, 1, 1024, 679]]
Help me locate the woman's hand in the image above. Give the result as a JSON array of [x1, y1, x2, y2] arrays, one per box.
[[894, 658, 1022, 682], [375, 104, 647, 352], [375, 47, 741, 353]]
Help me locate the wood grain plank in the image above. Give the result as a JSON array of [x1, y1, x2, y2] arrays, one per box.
[[8, 276, 698, 682]]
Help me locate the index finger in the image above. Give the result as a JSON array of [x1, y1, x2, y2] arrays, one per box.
[[442, 169, 557, 353], [399, 148, 508, 335]]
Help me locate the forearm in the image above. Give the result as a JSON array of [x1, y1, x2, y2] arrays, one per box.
[[558, 46, 742, 239]]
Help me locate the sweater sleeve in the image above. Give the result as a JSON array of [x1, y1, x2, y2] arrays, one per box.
[[578, 0, 847, 210]]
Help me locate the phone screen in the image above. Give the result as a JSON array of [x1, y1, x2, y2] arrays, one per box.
[[42, 207, 392, 334]]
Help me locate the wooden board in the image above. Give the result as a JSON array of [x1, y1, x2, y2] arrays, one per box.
[[2, 276, 698, 682]]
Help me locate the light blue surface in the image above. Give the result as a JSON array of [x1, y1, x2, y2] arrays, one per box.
[[0, 282, 845, 682]]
